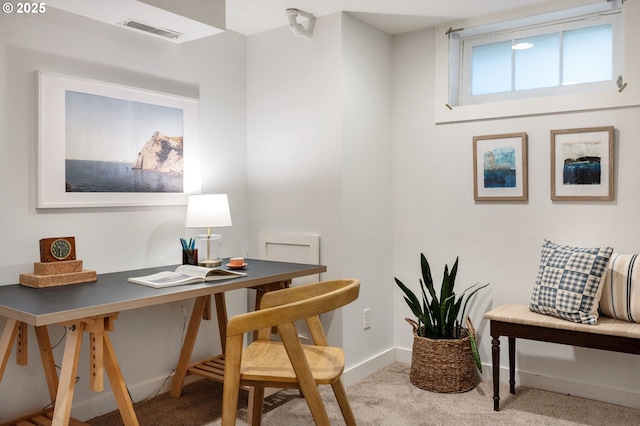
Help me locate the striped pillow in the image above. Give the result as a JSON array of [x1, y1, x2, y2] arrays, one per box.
[[599, 253, 640, 322]]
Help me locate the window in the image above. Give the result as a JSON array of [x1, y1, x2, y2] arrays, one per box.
[[453, 1, 623, 106]]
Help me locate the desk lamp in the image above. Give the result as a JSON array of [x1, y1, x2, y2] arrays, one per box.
[[185, 194, 232, 267]]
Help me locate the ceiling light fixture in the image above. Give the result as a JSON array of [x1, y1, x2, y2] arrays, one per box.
[[512, 42, 534, 50]]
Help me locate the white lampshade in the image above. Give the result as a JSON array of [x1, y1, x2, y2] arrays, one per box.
[[185, 194, 232, 228]]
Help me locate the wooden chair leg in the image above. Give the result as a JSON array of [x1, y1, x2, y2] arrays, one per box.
[[278, 323, 330, 426], [222, 335, 244, 426], [331, 379, 356, 426], [248, 386, 265, 426]]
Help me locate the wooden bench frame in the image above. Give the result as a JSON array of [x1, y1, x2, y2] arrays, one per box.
[[487, 305, 640, 411]]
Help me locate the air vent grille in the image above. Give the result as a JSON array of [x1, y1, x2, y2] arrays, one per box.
[[120, 20, 182, 39]]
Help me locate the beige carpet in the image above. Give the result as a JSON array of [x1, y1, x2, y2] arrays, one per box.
[[88, 362, 640, 425]]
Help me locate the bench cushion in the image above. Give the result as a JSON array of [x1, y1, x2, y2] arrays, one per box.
[[484, 304, 640, 339], [529, 239, 613, 324], [600, 253, 640, 322]]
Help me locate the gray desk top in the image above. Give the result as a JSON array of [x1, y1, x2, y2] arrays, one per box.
[[0, 259, 326, 326]]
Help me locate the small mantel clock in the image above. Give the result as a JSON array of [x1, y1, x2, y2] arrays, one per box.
[[39, 237, 76, 262]]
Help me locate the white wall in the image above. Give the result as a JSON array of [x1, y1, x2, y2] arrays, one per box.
[[391, 20, 640, 408], [340, 14, 395, 376], [0, 8, 248, 421], [246, 13, 395, 377]]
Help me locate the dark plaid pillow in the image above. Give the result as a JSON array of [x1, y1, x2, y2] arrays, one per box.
[[530, 239, 613, 324]]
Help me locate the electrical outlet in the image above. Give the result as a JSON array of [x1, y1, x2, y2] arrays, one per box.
[[363, 308, 371, 330]]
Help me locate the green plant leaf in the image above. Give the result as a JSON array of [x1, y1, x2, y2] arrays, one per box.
[[420, 254, 439, 304], [469, 331, 482, 373], [459, 282, 490, 323]]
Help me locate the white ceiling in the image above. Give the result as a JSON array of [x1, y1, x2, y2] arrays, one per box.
[[227, 0, 544, 36], [46, 0, 546, 42]]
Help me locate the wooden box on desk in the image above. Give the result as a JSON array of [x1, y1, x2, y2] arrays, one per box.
[[19, 260, 97, 288]]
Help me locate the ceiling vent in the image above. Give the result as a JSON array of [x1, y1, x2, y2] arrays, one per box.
[[46, 0, 225, 43], [120, 20, 182, 39]]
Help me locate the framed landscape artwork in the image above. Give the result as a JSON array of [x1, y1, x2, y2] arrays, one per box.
[[550, 126, 614, 201], [37, 71, 201, 208], [473, 132, 528, 201]]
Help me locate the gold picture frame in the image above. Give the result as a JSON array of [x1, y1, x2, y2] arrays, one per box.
[[550, 126, 614, 201]]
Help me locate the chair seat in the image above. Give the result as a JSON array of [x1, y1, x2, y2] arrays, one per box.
[[241, 340, 345, 384]]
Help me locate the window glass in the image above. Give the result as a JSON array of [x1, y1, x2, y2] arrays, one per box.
[[563, 24, 612, 85], [514, 33, 559, 90], [471, 41, 511, 96]]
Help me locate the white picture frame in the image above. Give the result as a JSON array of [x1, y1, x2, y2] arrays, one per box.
[[37, 71, 201, 208]]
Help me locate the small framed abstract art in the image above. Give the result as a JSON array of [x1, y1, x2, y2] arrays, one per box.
[[473, 132, 528, 201], [550, 126, 614, 201]]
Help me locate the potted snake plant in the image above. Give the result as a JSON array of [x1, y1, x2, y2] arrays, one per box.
[[395, 253, 489, 393]]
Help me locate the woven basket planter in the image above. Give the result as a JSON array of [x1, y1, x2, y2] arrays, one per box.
[[406, 318, 478, 393]]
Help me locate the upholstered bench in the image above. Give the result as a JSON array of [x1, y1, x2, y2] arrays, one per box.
[[484, 303, 640, 411]]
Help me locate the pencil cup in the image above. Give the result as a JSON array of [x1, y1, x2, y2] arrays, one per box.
[[182, 249, 198, 265]]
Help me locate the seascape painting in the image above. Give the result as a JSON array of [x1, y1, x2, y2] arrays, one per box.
[[562, 141, 601, 186], [64, 90, 184, 193], [483, 146, 516, 188]]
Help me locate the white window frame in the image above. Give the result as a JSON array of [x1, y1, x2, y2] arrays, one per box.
[[461, 13, 622, 105], [434, 0, 639, 124]]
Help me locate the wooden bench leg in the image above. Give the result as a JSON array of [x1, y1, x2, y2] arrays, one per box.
[[491, 335, 500, 411], [508, 337, 516, 394]]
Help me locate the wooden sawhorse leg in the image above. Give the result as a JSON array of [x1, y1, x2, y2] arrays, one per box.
[[52, 314, 138, 426], [1, 319, 68, 423], [0, 319, 21, 381], [170, 295, 211, 398], [1, 320, 59, 400]]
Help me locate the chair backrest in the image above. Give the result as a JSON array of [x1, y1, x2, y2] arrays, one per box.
[[222, 279, 360, 426], [226, 279, 360, 339]]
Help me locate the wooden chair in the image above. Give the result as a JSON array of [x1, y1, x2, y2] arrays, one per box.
[[221, 278, 360, 426]]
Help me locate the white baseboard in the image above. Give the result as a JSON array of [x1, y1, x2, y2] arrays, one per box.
[[499, 367, 640, 410], [342, 347, 396, 386]]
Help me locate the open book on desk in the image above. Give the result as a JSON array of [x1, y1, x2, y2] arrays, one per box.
[[128, 265, 247, 288]]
